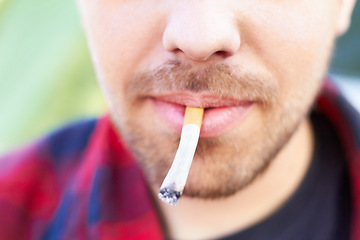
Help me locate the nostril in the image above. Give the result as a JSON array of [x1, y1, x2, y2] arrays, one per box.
[[173, 49, 232, 61], [214, 50, 232, 58], [173, 48, 182, 54]]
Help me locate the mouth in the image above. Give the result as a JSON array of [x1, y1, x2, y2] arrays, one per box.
[[149, 92, 253, 138]]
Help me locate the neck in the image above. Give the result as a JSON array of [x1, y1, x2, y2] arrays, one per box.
[[152, 117, 314, 240]]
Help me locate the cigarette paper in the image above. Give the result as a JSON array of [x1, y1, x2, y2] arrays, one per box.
[[158, 106, 204, 205]]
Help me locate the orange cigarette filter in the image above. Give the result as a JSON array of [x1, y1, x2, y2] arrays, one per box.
[[183, 106, 204, 127]]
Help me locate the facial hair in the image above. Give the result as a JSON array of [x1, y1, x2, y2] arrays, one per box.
[[109, 60, 323, 199]]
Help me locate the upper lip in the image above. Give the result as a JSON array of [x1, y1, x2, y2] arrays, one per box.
[[149, 92, 252, 108]]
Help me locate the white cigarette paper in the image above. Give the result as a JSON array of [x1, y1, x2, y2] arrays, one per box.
[[158, 107, 204, 205]]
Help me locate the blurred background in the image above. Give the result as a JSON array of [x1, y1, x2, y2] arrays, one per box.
[[0, 0, 359, 154]]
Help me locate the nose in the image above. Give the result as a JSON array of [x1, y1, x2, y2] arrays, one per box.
[[163, 1, 241, 61]]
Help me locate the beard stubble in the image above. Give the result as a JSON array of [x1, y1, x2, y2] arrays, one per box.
[[109, 60, 319, 199]]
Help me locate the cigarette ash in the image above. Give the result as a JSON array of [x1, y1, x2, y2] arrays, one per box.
[[158, 188, 181, 205]]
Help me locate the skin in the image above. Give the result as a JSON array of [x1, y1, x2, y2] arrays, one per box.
[[78, 0, 355, 238]]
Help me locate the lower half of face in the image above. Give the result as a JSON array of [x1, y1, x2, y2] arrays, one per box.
[[79, 0, 340, 199], [108, 54, 329, 199]]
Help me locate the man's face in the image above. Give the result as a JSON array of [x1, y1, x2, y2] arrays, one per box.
[[78, 0, 352, 198]]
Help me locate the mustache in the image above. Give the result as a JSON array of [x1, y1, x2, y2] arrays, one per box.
[[126, 60, 278, 104]]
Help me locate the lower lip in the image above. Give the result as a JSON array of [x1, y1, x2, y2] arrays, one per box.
[[150, 98, 253, 138]]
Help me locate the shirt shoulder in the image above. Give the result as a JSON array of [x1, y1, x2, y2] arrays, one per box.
[[0, 118, 98, 172], [330, 74, 360, 113], [0, 119, 98, 239]]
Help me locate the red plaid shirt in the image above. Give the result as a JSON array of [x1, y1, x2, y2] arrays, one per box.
[[0, 80, 359, 239]]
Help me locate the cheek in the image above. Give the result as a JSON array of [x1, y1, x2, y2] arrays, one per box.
[[241, 1, 338, 99], [79, 1, 168, 94], [247, 2, 337, 64]]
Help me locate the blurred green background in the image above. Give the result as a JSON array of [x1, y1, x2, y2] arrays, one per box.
[[0, 0, 359, 154], [0, 0, 105, 154]]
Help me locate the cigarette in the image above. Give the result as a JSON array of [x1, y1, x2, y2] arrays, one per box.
[[158, 106, 204, 205]]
